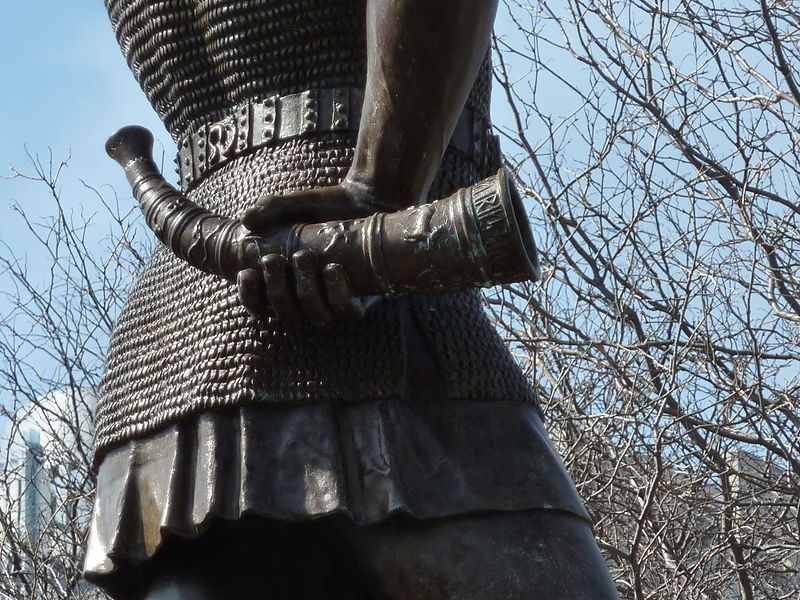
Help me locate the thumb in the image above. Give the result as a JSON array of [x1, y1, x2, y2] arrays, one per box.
[[241, 194, 308, 231], [241, 189, 371, 230]]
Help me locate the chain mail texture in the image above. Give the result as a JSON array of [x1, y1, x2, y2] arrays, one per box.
[[95, 0, 537, 462]]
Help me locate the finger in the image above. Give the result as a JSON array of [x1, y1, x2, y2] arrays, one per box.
[[261, 254, 303, 328], [241, 187, 371, 230], [237, 268, 268, 319], [241, 193, 321, 230], [323, 263, 364, 320], [241, 194, 284, 230], [292, 250, 334, 326]]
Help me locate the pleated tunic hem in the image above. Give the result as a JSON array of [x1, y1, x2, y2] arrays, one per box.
[[84, 397, 589, 586]]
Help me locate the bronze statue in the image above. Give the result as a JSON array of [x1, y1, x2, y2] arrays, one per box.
[[85, 1, 619, 598], [106, 127, 539, 296]]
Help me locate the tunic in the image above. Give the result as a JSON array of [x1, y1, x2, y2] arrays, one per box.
[[85, 0, 589, 588]]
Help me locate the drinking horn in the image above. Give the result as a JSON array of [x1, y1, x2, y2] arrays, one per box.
[[106, 125, 540, 295]]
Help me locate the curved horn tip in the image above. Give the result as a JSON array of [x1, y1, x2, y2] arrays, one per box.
[[105, 125, 154, 165]]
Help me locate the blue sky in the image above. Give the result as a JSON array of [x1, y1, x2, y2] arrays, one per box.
[[0, 7, 178, 408], [0, 4, 170, 246], [0, 5, 174, 410]]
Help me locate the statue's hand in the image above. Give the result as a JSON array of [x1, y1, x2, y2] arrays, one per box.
[[240, 179, 396, 229], [236, 182, 386, 326], [236, 251, 378, 326]]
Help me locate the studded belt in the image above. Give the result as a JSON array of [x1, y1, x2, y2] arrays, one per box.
[[174, 87, 497, 190]]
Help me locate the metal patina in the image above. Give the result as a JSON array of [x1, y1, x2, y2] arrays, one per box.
[[86, 1, 619, 598]]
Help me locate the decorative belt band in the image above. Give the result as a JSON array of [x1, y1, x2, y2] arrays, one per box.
[[174, 87, 497, 190]]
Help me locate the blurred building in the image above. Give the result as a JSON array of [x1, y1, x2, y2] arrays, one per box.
[[0, 388, 96, 598]]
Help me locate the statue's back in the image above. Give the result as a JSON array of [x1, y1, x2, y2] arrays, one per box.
[[86, 3, 616, 598], [106, 0, 368, 139], [94, 0, 533, 458]]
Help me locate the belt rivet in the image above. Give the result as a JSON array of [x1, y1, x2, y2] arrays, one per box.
[[175, 87, 488, 193]]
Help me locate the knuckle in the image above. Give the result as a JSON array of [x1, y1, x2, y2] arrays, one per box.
[[292, 249, 315, 268], [262, 254, 285, 275], [322, 263, 343, 282]]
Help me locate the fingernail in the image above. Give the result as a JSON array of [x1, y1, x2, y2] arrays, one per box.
[[323, 264, 341, 281], [293, 251, 314, 268], [261, 254, 284, 271]]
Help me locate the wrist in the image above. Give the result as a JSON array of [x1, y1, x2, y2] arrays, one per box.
[[343, 166, 426, 213], [341, 175, 409, 214]]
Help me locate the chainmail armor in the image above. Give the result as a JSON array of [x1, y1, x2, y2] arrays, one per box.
[[96, 0, 536, 462]]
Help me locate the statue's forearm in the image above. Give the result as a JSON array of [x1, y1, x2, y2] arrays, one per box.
[[348, 0, 500, 209]]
